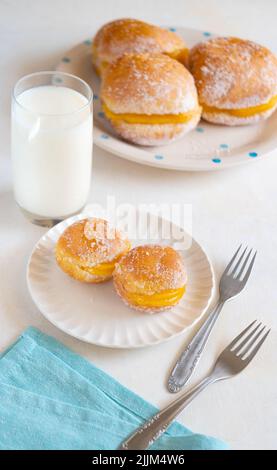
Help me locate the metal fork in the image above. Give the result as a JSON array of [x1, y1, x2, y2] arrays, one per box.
[[118, 321, 270, 450], [168, 245, 257, 393]]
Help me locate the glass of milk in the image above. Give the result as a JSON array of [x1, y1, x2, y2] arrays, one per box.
[[11, 71, 93, 226]]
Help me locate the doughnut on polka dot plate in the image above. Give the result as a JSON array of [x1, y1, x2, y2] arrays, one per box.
[[56, 26, 277, 171]]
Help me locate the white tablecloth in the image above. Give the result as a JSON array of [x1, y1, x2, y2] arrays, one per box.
[[1, 0, 277, 450]]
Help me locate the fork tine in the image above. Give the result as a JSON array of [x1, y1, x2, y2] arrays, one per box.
[[221, 245, 242, 277], [241, 251, 257, 285], [236, 325, 266, 357], [235, 249, 252, 278], [230, 247, 248, 276], [227, 320, 257, 350], [232, 322, 262, 354], [244, 329, 270, 364]]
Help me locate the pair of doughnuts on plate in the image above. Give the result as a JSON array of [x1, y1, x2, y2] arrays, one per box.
[[92, 19, 277, 145], [93, 19, 201, 145], [56, 218, 187, 312]]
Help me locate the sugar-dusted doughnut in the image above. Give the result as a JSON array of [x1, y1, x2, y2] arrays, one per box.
[[101, 53, 201, 145], [113, 245, 187, 313], [189, 37, 277, 125], [92, 18, 188, 76], [56, 218, 130, 283]]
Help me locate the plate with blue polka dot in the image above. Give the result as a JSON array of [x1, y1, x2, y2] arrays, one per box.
[[56, 27, 277, 171]]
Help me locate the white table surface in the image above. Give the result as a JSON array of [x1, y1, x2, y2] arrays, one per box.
[[1, 0, 277, 450]]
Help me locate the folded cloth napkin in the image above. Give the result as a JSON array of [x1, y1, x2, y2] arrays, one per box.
[[0, 327, 228, 450]]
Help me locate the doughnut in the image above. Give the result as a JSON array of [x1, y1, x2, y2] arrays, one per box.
[[100, 53, 201, 145], [92, 18, 188, 76], [113, 245, 187, 313], [55, 218, 130, 283], [189, 37, 277, 125]]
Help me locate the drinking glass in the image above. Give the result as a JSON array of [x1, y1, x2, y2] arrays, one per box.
[[11, 71, 93, 226]]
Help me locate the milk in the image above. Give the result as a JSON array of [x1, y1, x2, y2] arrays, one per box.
[[12, 85, 93, 218]]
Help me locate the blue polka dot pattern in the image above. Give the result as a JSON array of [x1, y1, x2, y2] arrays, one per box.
[[212, 158, 221, 163], [203, 32, 211, 37], [249, 152, 258, 158], [196, 127, 204, 133], [101, 134, 109, 139], [93, 94, 99, 100], [155, 155, 164, 160], [84, 39, 92, 45], [98, 112, 105, 118], [53, 77, 63, 83], [169, 27, 176, 32], [220, 144, 229, 149], [62, 57, 70, 63]]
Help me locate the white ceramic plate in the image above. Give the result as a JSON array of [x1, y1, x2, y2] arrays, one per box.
[[56, 27, 277, 171], [27, 212, 215, 348]]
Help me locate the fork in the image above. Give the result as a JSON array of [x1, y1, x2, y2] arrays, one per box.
[[118, 320, 270, 450], [168, 245, 257, 393]]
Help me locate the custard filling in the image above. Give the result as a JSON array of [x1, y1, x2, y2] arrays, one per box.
[[166, 48, 189, 65], [102, 103, 200, 125], [82, 251, 129, 277], [85, 260, 116, 277], [202, 94, 277, 118], [126, 286, 186, 308]]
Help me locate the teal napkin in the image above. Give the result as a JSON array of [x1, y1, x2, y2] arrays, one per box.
[[0, 327, 228, 450]]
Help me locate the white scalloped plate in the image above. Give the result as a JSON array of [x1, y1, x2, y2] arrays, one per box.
[[27, 212, 215, 348], [56, 27, 277, 171]]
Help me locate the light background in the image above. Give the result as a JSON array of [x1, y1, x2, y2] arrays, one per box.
[[1, 0, 277, 449]]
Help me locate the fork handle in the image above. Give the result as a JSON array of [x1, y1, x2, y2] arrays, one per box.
[[118, 375, 214, 450], [168, 300, 224, 393]]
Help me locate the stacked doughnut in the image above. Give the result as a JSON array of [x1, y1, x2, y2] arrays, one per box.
[[92, 18, 189, 75], [92, 19, 277, 145], [100, 53, 201, 145], [56, 218, 187, 313], [93, 19, 201, 145]]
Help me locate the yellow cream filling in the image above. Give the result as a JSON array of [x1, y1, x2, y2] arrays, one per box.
[[82, 249, 130, 277], [102, 103, 200, 125], [126, 286, 186, 308], [166, 48, 189, 65], [85, 260, 116, 277], [202, 94, 277, 118]]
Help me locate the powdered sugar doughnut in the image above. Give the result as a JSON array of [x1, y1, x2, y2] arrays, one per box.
[[55, 218, 130, 283], [92, 18, 188, 76], [113, 245, 187, 313], [189, 37, 277, 126], [100, 53, 201, 146]]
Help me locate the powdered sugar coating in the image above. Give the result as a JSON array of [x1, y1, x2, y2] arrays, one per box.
[[101, 53, 199, 115], [189, 37, 277, 109], [114, 244, 187, 295], [92, 18, 186, 66], [56, 218, 130, 268]]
